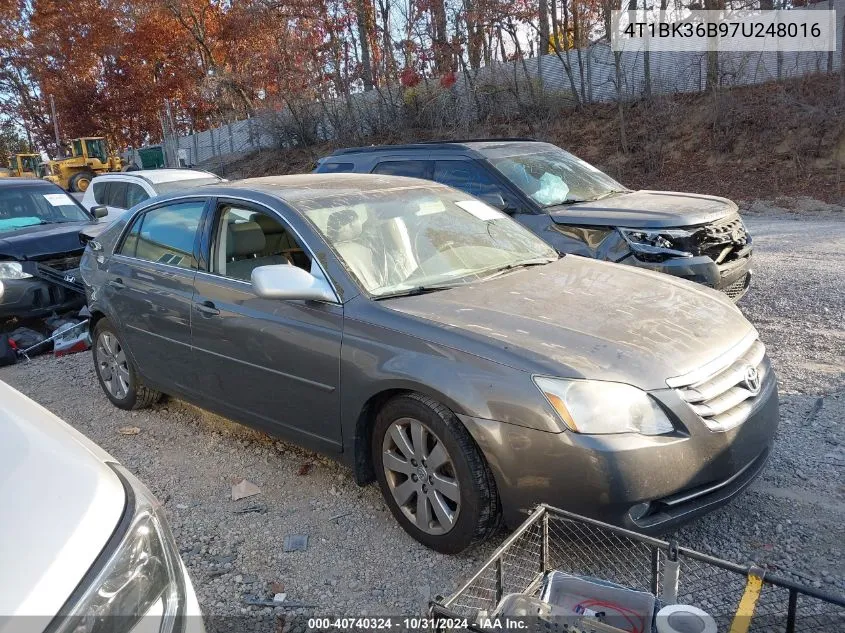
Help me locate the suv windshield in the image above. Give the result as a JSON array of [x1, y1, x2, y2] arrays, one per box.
[[0, 185, 91, 233], [486, 147, 627, 207], [297, 185, 557, 297]]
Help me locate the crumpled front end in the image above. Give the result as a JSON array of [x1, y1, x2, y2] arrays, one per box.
[[544, 213, 753, 301]]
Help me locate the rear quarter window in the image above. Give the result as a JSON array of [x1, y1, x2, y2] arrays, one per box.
[[317, 161, 355, 174]]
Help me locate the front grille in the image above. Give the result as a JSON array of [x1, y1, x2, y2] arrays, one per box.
[[696, 215, 749, 264], [721, 273, 750, 300], [676, 338, 768, 432], [37, 255, 82, 271], [705, 215, 746, 242]]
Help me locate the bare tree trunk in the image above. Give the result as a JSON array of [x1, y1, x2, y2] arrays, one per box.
[[355, 0, 374, 90], [431, 0, 450, 73], [551, 0, 582, 107], [464, 0, 483, 69], [539, 0, 551, 54]]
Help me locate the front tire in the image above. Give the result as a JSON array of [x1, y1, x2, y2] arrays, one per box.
[[69, 170, 96, 192], [92, 319, 161, 410], [373, 393, 501, 554]]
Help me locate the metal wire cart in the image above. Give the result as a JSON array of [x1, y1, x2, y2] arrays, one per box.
[[430, 505, 845, 633]]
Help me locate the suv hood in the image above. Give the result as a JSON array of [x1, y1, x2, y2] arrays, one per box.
[[385, 256, 755, 390], [547, 190, 738, 228], [0, 221, 92, 260], [0, 382, 124, 620]]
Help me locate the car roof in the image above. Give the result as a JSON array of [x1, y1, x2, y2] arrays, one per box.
[[327, 138, 545, 157], [0, 178, 61, 189], [169, 173, 452, 205], [92, 169, 221, 186]]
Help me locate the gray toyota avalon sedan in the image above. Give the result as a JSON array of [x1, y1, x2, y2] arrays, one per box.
[[80, 174, 778, 554]]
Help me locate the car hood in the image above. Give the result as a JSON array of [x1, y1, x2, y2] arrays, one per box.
[[383, 257, 755, 390], [0, 221, 92, 260], [0, 382, 124, 621], [547, 190, 739, 228]]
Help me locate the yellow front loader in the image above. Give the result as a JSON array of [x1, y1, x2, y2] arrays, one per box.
[[0, 153, 43, 179], [43, 137, 123, 192]]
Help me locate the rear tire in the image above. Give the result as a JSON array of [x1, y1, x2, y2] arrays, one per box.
[[92, 318, 161, 410], [373, 393, 501, 554], [69, 170, 96, 192]]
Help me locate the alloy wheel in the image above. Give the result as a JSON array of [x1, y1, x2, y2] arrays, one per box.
[[97, 332, 130, 400], [382, 417, 461, 535]]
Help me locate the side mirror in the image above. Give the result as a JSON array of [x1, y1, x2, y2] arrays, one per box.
[[91, 205, 108, 219], [251, 264, 336, 303], [479, 192, 509, 212]]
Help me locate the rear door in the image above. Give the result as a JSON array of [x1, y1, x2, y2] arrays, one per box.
[[190, 198, 344, 451], [104, 198, 209, 394]]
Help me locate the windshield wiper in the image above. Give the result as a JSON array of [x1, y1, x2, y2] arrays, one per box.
[[590, 189, 630, 201], [478, 257, 559, 281], [372, 281, 469, 300]]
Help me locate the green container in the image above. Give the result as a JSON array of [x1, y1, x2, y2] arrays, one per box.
[[137, 145, 165, 169]]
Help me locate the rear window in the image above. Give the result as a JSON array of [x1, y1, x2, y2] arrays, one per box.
[[0, 185, 91, 232]]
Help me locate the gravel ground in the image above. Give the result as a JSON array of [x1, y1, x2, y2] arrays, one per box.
[[1, 201, 843, 629]]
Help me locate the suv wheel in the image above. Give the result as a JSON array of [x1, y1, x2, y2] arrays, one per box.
[[92, 319, 161, 410], [373, 393, 500, 554]]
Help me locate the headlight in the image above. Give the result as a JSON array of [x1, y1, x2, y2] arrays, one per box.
[[0, 262, 33, 279], [534, 377, 674, 435], [618, 227, 694, 260], [53, 464, 186, 633]]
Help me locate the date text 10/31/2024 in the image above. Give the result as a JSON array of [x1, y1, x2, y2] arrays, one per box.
[[307, 617, 528, 629]]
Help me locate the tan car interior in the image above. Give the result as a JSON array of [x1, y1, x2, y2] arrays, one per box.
[[215, 207, 311, 282]]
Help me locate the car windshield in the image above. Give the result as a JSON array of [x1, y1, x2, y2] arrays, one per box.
[[0, 185, 90, 232], [486, 147, 627, 207], [154, 177, 223, 194], [297, 185, 558, 298]]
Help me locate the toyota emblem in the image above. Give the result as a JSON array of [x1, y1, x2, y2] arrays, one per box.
[[743, 365, 761, 395]]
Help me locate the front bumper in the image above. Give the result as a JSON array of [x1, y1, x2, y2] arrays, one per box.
[[619, 248, 753, 301], [459, 371, 778, 534], [0, 277, 85, 319]]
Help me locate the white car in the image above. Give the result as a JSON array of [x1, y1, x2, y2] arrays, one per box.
[[81, 170, 224, 222], [0, 379, 204, 633]]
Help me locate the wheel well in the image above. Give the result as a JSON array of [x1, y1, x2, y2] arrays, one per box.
[[88, 309, 106, 333], [353, 389, 409, 485]]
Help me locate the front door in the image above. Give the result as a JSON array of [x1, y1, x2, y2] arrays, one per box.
[[190, 199, 343, 451], [104, 198, 208, 393]]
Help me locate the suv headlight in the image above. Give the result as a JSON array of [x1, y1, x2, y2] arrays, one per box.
[[52, 464, 186, 633], [0, 262, 33, 279], [534, 377, 674, 435], [618, 228, 694, 260]]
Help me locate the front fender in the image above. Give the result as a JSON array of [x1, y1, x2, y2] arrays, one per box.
[[338, 314, 564, 472]]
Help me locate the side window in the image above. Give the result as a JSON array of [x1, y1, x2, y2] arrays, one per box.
[[211, 205, 312, 283], [92, 181, 109, 205], [119, 213, 144, 258], [371, 160, 433, 179], [106, 182, 128, 209], [318, 162, 355, 173], [433, 160, 507, 199], [125, 183, 150, 207], [118, 201, 205, 269]]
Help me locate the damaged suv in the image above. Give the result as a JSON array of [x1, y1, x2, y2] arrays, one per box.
[[0, 179, 105, 319], [316, 139, 753, 300]]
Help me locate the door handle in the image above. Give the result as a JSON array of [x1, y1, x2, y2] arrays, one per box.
[[109, 278, 126, 290], [195, 300, 220, 317]]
